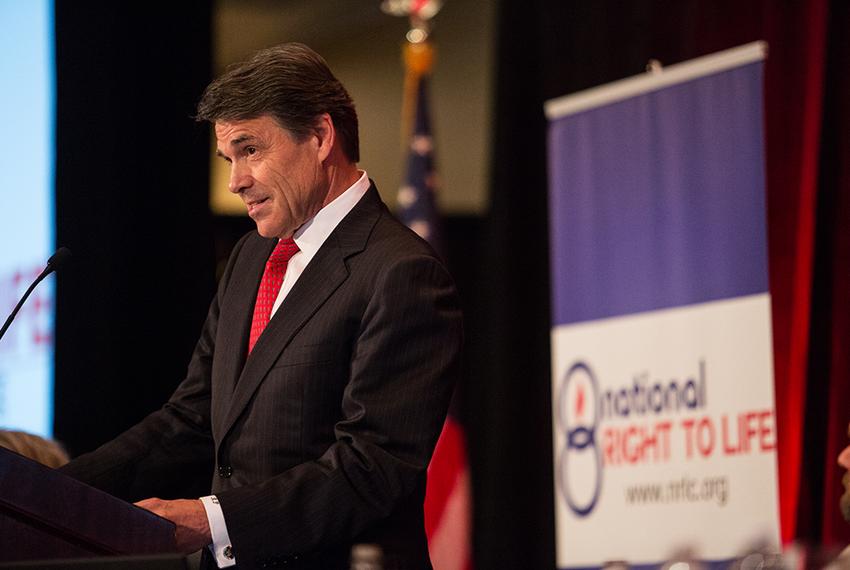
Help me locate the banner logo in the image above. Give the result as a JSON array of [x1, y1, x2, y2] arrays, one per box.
[[557, 361, 602, 516]]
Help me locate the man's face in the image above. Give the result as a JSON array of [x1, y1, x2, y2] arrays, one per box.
[[840, 424, 850, 521], [215, 115, 328, 239]]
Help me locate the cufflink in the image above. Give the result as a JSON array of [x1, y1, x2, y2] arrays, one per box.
[[223, 545, 234, 559]]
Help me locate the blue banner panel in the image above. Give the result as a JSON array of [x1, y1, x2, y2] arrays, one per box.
[[548, 62, 767, 327]]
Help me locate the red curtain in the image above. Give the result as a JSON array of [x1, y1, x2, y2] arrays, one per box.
[[811, 0, 850, 547], [761, 0, 827, 544], [760, 0, 850, 546]]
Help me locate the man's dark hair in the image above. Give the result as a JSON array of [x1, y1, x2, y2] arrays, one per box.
[[197, 43, 359, 162]]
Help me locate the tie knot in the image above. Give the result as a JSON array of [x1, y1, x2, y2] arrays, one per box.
[[268, 238, 299, 267]]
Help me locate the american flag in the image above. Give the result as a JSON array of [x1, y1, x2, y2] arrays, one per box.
[[397, 73, 472, 570], [397, 77, 443, 254]]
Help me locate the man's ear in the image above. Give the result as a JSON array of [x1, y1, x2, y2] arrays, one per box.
[[313, 113, 335, 163]]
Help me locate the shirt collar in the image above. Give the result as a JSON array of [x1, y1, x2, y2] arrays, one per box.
[[292, 170, 371, 259]]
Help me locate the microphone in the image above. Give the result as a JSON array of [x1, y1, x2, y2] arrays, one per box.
[[0, 247, 72, 343], [46, 247, 72, 273]]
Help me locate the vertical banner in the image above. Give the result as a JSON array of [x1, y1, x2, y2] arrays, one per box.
[[0, 0, 55, 437], [546, 43, 780, 568]]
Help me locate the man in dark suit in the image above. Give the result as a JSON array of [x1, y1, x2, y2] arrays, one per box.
[[60, 43, 462, 569]]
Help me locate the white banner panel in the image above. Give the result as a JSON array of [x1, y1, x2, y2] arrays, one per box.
[[552, 294, 779, 566]]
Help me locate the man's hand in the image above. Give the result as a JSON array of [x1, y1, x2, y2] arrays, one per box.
[[135, 498, 212, 553]]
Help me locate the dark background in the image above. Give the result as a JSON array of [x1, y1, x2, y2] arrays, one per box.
[[51, 1, 849, 568]]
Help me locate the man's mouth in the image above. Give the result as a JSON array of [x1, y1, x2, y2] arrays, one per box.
[[246, 197, 270, 215]]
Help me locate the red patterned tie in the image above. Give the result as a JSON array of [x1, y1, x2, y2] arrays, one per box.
[[248, 238, 299, 354]]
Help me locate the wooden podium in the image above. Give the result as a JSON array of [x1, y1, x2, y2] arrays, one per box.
[[0, 446, 177, 564]]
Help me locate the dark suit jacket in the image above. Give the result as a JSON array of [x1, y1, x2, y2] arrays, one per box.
[[60, 185, 463, 569]]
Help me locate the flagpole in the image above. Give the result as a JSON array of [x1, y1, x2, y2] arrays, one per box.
[[382, 1, 441, 148], [402, 40, 435, 150]]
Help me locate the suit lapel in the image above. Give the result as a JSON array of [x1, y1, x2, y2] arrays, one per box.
[[211, 236, 275, 442], [217, 185, 384, 446]]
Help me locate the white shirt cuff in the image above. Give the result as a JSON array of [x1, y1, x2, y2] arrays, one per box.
[[199, 495, 236, 567]]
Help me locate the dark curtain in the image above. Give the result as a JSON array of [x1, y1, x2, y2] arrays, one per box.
[[476, 0, 850, 567], [53, 2, 214, 459]]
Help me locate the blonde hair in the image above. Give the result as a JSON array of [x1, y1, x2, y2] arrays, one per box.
[[0, 429, 70, 468]]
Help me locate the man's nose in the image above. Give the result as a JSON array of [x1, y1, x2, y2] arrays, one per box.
[[228, 162, 251, 194]]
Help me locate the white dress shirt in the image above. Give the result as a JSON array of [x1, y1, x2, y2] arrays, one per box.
[[200, 171, 371, 567]]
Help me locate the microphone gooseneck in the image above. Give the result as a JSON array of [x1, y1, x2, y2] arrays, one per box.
[[0, 247, 73, 343]]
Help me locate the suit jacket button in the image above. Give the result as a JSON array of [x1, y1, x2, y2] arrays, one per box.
[[218, 465, 233, 478]]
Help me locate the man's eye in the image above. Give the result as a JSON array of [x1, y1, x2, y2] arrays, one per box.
[[246, 146, 257, 156]]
